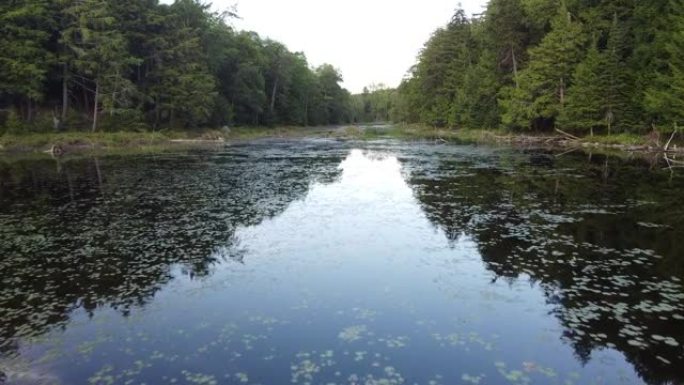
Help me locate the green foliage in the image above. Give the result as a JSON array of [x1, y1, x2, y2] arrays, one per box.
[[395, 0, 678, 134], [0, 0, 52, 104], [485, 0, 529, 87], [60, 0, 138, 130], [501, 5, 585, 129], [3, 109, 24, 134], [351, 84, 397, 123], [557, 43, 604, 135], [0, 0, 352, 131], [315, 64, 351, 125], [600, 15, 633, 133], [559, 15, 634, 136], [393, 9, 492, 128], [144, 1, 216, 128], [644, 0, 684, 130]]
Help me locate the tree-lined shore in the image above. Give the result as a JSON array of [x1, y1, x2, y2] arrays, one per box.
[[0, 0, 353, 133], [375, 0, 684, 139], [2, 0, 684, 146]]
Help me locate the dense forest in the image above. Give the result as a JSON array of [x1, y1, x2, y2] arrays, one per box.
[[3, 0, 683, 135], [389, 0, 684, 135], [0, 0, 353, 132], [350, 84, 397, 124]]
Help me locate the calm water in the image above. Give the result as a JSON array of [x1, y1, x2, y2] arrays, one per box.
[[1, 139, 683, 385]]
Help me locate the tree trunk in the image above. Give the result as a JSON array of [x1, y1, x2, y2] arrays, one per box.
[[61, 63, 68, 121], [511, 47, 519, 88], [559, 77, 565, 106], [92, 81, 99, 132]]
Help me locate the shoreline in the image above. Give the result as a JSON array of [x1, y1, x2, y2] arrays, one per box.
[[353, 125, 684, 156], [0, 127, 339, 157], [1, 125, 682, 158]]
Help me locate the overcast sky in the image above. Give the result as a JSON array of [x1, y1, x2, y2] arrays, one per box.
[[204, 0, 488, 93]]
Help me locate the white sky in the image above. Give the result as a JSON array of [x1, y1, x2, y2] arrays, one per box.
[[209, 0, 488, 93]]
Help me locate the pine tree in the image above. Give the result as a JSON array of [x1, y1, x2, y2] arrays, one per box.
[[1, 0, 355, 130], [644, 0, 684, 131], [501, 3, 585, 129], [485, 0, 528, 88], [558, 43, 604, 135], [561, 15, 631, 135], [145, 2, 216, 128], [630, 1, 667, 131], [61, 0, 137, 131], [601, 14, 631, 134], [0, 0, 52, 122], [408, 8, 475, 127]]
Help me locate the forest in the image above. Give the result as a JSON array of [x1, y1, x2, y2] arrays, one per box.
[[0, 0, 353, 133], [2, 0, 684, 137], [388, 0, 684, 135]]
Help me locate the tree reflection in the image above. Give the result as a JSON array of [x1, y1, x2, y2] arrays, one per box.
[[406, 150, 684, 385], [0, 145, 343, 356]]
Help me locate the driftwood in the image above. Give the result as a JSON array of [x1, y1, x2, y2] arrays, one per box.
[[663, 127, 681, 153], [555, 128, 580, 141], [493, 135, 558, 143]]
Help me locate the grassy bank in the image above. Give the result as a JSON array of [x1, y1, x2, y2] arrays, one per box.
[[336, 124, 683, 153], [2, 124, 681, 156], [0, 126, 334, 155]]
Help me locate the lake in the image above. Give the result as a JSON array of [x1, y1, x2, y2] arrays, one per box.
[[0, 139, 682, 385]]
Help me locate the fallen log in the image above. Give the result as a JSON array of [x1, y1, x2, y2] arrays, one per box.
[[555, 128, 580, 141]]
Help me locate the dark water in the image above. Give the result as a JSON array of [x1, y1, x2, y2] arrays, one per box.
[[1, 140, 683, 385]]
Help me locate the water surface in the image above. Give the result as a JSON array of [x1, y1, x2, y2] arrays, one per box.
[[1, 140, 683, 385]]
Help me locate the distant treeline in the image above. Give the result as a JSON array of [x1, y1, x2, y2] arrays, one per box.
[[349, 84, 397, 124], [390, 0, 684, 135], [0, 0, 354, 133]]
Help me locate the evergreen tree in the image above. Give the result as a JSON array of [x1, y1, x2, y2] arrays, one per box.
[[406, 8, 475, 127], [500, 4, 584, 129], [485, 0, 528, 88], [61, 0, 137, 131], [145, 1, 216, 128], [0, 0, 354, 131], [0, 0, 52, 122], [644, 0, 684, 131], [558, 43, 604, 135], [561, 15, 631, 135], [631, 1, 668, 131], [521, 0, 559, 32], [600, 14, 631, 134]]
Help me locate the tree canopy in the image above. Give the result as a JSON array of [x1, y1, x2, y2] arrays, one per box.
[[0, 0, 352, 132], [393, 0, 683, 134]]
